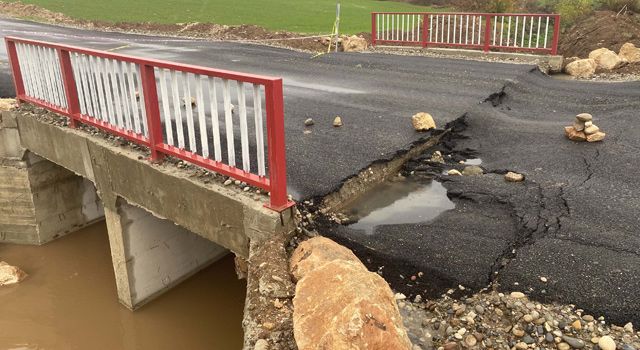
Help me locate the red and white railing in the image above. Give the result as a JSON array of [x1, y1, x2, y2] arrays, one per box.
[[371, 12, 561, 55], [4, 36, 294, 211]]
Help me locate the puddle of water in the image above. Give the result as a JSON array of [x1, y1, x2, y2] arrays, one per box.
[[345, 178, 455, 235], [0, 222, 245, 350]]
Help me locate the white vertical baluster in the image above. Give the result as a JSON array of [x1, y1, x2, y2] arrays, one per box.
[[493, 15, 498, 45], [528, 17, 534, 48], [500, 16, 505, 46], [196, 75, 209, 157], [208, 77, 222, 162], [70, 54, 86, 114], [39, 47, 54, 105], [125, 62, 141, 133], [79, 55, 95, 117], [453, 14, 457, 43], [472, 16, 476, 45], [29, 45, 43, 101], [109, 60, 124, 128], [16, 44, 31, 97], [478, 16, 482, 45], [182, 72, 196, 151], [397, 14, 400, 41], [536, 17, 541, 48], [252, 84, 265, 177], [171, 70, 185, 148], [466, 15, 469, 44], [459, 15, 463, 44], [134, 65, 148, 136], [48, 49, 63, 107], [544, 16, 550, 48], [222, 79, 235, 166], [411, 14, 415, 42], [507, 17, 512, 46], [440, 15, 445, 43], [391, 15, 394, 41], [99, 58, 115, 125], [90, 56, 106, 121], [87, 56, 102, 119], [521, 17, 526, 47], [514, 17, 519, 47], [237, 82, 250, 172], [159, 69, 174, 146], [401, 14, 404, 42], [448, 15, 451, 43], [417, 15, 421, 43], [54, 50, 67, 108], [116, 61, 132, 129]]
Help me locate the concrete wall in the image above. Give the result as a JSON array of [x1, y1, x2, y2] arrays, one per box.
[[106, 198, 228, 309], [0, 110, 104, 244]]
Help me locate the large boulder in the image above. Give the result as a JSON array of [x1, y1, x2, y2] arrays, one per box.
[[564, 58, 597, 78], [290, 236, 364, 281], [0, 261, 27, 286], [343, 35, 368, 52], [291, 237, 412, 350], [0, 98, 16, 111], [588, 48, 626, 70], [619, 42, 640, 64]]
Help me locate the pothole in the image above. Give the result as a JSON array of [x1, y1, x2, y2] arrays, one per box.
[[339, 177, 455, 235]]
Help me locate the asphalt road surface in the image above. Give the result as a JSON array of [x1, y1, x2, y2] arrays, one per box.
[[2, 18, 640, 325]]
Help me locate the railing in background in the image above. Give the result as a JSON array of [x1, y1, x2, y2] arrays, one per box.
[[4, 36, 294, 211], [371, 12, 561, 55]]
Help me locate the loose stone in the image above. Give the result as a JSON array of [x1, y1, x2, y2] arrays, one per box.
[[333, 116, 343, 127], [515, 342, 528, 350], [576, 113, 593, 122], [545, 333, 555, 343], [505, 171, 525, 182], [304, 118, 314, 126], [510, 292, 526, 299], [582, 315, 594, 322], [562, 335, 586, 348], [584, 124, 600, 135], [462, 166, 483, 176], [598, 336, 616, 350], [447, 169, 462, 176], [572, 319, 582, 330]]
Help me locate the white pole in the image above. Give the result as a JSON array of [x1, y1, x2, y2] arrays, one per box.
[[335, 2, 341, 53]]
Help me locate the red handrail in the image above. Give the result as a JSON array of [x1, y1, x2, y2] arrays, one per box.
[[4, 36, 294, 212]]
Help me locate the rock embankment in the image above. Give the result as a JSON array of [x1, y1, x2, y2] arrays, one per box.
[[564, 43, 640, 79], [290, 237, 412, 350]]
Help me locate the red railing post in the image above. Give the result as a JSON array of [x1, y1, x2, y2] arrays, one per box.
[[551, 14, 561, 55], [4, 39, 25, 104], [139, 64, 165, 162], [422, 14, 429, 48], [371, 13, 377, 46], [57, 49, 81, 128], [483, 15, 492, 52], [264, 78, 293, 211]]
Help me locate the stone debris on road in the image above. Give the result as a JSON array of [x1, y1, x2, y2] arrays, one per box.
[[564, 43, 640, 80], [505, 172, 525, 183], [332, 116, 343, 127], [304, 118, 314, 126], [399, 287, 640, 350], [462, 166, 484, 176], [0, 261, 27, 286], [564, 113, 606, 143], [412, 113, 437, 132]]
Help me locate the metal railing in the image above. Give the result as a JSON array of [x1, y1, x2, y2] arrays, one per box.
[[371, 12, 561, 55], [4, 36, 294, 211]]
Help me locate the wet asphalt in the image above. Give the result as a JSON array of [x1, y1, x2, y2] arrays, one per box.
[[2, 18, 640, 325]]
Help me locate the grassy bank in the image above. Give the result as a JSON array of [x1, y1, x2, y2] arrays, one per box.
[[8, 0, 444, 34]]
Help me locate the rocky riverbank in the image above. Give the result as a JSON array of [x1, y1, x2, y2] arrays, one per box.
[[399, 286, 639, 350]]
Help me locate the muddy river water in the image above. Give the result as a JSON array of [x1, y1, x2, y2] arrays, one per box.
[[0, 222, 245, 350]]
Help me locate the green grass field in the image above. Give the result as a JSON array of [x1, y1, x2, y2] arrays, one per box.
[[11, 0, 444, 34]]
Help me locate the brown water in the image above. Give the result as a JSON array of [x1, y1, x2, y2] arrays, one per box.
[[0, 222, 245, 350]]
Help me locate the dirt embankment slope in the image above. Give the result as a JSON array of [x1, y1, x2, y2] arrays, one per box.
[[559, 10, 640, 58]]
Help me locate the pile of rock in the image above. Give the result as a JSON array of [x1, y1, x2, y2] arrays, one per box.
[[564, 113, 606, 143], [319, 35, 368, 52], [564, 42, 640, 78]]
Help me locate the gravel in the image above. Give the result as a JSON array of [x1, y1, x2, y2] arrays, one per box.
[[399, 285, 640, 350]]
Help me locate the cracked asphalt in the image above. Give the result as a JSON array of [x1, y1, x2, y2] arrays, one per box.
[[2, 18, 640, 325]]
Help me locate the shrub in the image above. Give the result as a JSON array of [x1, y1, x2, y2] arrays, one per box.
[[555, 0, 594, 26], [596, 0, 640, 12]]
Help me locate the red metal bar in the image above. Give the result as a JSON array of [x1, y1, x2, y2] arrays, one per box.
[[372, 11, 557, 17], [422, 14, 429, 48], [4, 36, 280, 86], [264, 79, 294, 211], [4, 39, 25, 104], [371, 13, 377, 46], [551, 15, 561, 55], [139, 64, 164, 162], [483, 15, 492, 52], [57, 49, 80, 128]]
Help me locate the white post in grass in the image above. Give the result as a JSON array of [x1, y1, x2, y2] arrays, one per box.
[[335, 2, 341, 53]]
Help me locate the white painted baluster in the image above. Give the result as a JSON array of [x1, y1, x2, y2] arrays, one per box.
[[411, 15, 415, 42], [16, 44, 31, 97], [237, 82, 250, 172], [109, 60, 124, 128], [429, 15, 433, 42], [459, 15, 463, 44], [182, 72, 196, 151], [514, 17, 519, 47], [478, 16, 482, 45], [90, 56, 107, 121], [544, 16, 550, 48], [493, 15, 498, 45], [391, 15, 394, 41], [79, 55, 96, 117], [536, 17, 542, 48], [99, 58, 115, 125], [134, 65, 148, 136], [117, 61, 133, 130], [500, 16, 505, 46], [38, 47, 54, 105], [70, 54, 86, 115], [252, 84, 265, 177], [208, 77, 222, 162], [196, 75, 209, 157], [453, 14, 457, 43], [472, 16, 476, 45], [465, 15, 469, 44], [440, 16, 444, 43], [401, 14, 404, 41], [507, 17, 512, 46], [30, 45, 44, 101], [171, 70, 185, 149], [125, 62, 141, 133], [528, 17, 534, 48], [159, 69, 174, 146], [222, 79, 235, 167], [521, 17, 527, 47]]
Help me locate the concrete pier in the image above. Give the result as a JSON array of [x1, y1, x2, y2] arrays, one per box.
[[1, 112, 103, 244], [2, 107, 295, 311]]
